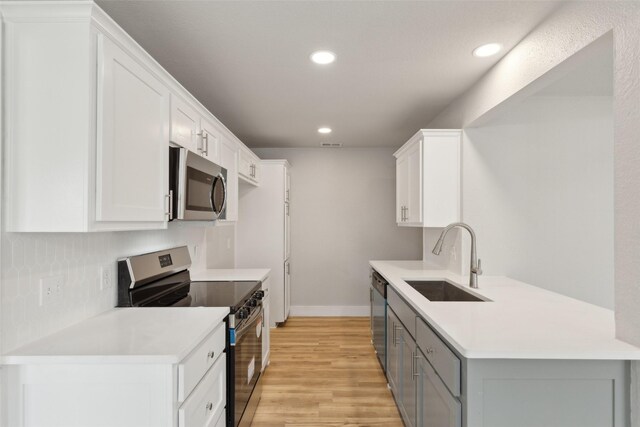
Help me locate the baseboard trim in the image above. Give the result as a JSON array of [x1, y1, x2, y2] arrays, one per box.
[[289, 305, 369, 317]]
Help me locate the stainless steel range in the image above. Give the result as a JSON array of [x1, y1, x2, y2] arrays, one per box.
[[117, 246, 264, 427]]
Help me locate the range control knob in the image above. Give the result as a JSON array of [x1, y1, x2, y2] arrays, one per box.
[[236, 308, 249, 319], [254, 291, 265, 299], [248, 298, 258, 307]]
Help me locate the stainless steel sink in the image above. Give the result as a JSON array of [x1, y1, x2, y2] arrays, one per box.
[[406, 280, 485, 302]]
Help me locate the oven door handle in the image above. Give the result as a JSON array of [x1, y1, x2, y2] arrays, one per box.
[[235, 305, 263, 339]]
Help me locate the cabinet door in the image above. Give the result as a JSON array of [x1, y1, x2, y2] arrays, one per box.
[[219, 138, 238, 222], [400, 333, 417, 427], [96, 35, 169, 222], [284, 261, 291, 320], [406, 140, 423, 224], [170, 95, 199, 152], [200, 117, 221, 165], [238, 148, 254, 181], [285, 201, 291, 259], [387, 308, 402, 398], [396, 155, 409, 224], [416, 353, 461, 427], [262, 279, 271, 371]]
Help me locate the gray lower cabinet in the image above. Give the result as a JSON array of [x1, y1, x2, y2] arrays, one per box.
[[387, 308, 401, 396], [381, 281, 630, 427], [416, 350, 461, 427], [387, 307, 416, 427]]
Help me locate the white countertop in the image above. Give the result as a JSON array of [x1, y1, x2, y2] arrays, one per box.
[[370, 260, 640, 360], [2, 307, 229, 365], [190, 268, 271, 283]]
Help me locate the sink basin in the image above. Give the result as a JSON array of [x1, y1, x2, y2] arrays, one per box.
[[406, 280, 485, 302]]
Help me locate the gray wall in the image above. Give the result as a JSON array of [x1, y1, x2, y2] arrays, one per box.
[[254, 147, 422, 311]]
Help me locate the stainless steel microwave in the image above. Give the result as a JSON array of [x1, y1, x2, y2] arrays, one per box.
[[169, 147, 227, 221]]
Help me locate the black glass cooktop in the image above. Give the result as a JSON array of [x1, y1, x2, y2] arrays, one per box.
[[187, 280, 261, 310]]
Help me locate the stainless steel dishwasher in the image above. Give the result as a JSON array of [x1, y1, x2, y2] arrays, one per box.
[[370, 270, 388, 372]]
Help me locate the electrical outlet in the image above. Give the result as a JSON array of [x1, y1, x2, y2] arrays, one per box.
[[40, 275, 64, 306], [100, 266, 113, 291]]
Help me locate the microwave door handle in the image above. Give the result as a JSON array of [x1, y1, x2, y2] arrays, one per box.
[[210, 173, 227, 219]]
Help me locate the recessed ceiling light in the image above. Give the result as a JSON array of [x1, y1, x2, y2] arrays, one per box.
[[473, 43, 502, 58], [310, 50, 336, 65], [318, 127, 332, 134]]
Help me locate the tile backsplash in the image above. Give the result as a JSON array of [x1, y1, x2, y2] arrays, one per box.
[[1, 222, 233, 353]]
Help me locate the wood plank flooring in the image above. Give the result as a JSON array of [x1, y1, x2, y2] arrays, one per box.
[[252, 317, 403, 427]]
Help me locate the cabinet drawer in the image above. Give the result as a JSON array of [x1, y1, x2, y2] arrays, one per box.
[[179, 323, 226, 402], [179, 354, 226, 427], [416, 318, 461, 396], [388, 287, 416, 338]]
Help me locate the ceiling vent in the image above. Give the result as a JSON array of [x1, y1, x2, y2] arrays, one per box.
[[320, 142, 342, 148]]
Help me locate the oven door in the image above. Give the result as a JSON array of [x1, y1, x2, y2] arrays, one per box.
[[170, 147, 227, 221], [234, 306, 263, 427]]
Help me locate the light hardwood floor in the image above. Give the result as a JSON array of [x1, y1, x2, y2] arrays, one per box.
[[252, 317, 403, 427]]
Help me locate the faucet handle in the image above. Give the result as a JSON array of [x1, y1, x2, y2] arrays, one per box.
[[476, 259, 483, 276]]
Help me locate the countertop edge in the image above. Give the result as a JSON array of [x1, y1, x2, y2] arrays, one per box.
[[369, 260, 640, 361]]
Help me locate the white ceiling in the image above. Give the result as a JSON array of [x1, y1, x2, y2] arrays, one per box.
[[97, 0, 561, 148]]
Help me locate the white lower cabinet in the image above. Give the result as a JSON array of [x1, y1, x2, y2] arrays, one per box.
[[262, 277, 271, 371], [4, 325, 227, 427]]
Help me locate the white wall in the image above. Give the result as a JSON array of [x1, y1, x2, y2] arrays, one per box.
[[254, 147, 422, 313], [463, 95, 613, 308], [0, 223, 234, 353]]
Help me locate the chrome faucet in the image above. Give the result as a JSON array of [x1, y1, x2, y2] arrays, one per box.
[[432, 222, 482, 289]]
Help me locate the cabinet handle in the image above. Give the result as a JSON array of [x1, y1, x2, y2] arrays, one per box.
[[207, 350, 215, 359], [413, 352, 420, 379], [286, 189, 290, 201], [206, 402, 213, 411], [394, 324, 402, 345], [168, 190, 173, 219], [203, 133, 209, 156], [404, 207, 408, 221]]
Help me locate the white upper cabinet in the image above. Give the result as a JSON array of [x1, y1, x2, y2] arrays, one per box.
[[394, 130, 461, 227], [96, 34, 170, 223], [170, 95, 199, 153], [199, 117, 222, 165], [170, 96, 222, 165], [3, 5, 170, 231], [2, 2, 259, 231], [219, 137, 239, 222], [239, 147, 261, 185]]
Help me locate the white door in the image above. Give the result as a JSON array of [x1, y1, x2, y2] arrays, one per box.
[[219, 138, 238, 222], [406, 140, 423, 224], [170, 95, 199, 152], [96, 35, 169, 222], [200, 117, 221, 165]]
